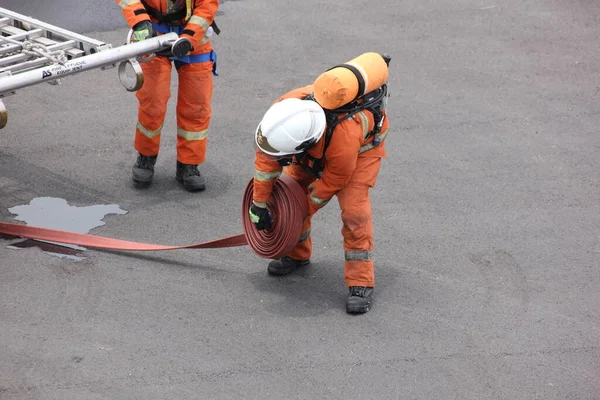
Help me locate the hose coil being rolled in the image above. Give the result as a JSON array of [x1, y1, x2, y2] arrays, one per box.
[[242, 174, 308, 259]]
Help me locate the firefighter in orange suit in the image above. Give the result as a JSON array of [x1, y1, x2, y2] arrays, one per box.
[[249, 85, 390, 314], [116, 0, 219, 191]]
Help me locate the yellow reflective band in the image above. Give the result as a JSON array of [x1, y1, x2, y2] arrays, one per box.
[[345, 250, 372, 261], [298, 229, 311, 243], [118, 0, 139, 9], [309, 186, 329, 207], [359, 128, 388, 154], [254, 170, 281, 182], [189, 16, 210, 31], [357, 111, 369, 139], [310, 194, 329, 207], [137, 121, 162, 138], [177, 127, 208, 141], [185, 0, 193, 20]]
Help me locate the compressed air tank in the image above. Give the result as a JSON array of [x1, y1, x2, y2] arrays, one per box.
[[313, 52, 389, 110]]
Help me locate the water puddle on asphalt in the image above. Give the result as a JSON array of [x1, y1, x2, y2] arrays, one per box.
[[4, 197, 127, 260]]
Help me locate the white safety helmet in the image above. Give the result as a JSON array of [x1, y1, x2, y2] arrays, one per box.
[[254, 98, 326, 157]]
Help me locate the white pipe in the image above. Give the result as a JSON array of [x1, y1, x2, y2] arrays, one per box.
[[0, 32, 179, 96]]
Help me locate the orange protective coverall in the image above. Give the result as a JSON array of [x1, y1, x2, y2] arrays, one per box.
[[116, 0, 219, 164], [253, 85, 389, 288]]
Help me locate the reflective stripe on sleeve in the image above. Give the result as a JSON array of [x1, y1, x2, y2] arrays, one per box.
[[309, 192, 329, 207], [308, 184, 330, 208], [298, 228, 311, 243], [254, 170, 281, 182], [189, 16, 210, 31], [118, 0, 139, 9]]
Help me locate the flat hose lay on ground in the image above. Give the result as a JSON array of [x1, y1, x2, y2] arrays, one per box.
[[0, 174, 308, 259]]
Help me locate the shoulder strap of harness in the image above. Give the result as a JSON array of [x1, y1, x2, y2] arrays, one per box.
[[140, 0, 220, 33], [295, 85, 387, 177], [140, 0, 186, 23]]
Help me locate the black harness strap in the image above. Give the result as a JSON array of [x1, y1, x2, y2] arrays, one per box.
[[139, 0, 220, 34], [140, 0, 186, 23], [294, 85, 387, 177]]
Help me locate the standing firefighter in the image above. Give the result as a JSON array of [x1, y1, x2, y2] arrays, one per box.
[[250, 53, 391, 314], [116, 0, 219, 191]]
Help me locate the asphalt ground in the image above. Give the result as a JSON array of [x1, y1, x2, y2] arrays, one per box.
[[1, 0, 599, 399]]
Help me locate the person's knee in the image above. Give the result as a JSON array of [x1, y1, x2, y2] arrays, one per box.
[[178, 101, 211, 123], [138, 93, 170, 118], [338, 183, 369, 208]]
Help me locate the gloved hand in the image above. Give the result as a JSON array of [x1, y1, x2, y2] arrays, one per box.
[[132, 20, 156, 42], [249, 203, 273, 231]]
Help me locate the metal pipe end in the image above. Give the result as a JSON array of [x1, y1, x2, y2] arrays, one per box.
[[118, 59, 144, 92], [0, 99, 7, 129]]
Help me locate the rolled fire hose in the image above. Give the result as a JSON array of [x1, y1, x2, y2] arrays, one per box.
[[0, 175, 308, 259]]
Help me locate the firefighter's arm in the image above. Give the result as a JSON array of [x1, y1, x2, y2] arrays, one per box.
[[307, 124, 361, 216], [115, 0, 150, 28], [252, 148, 283, 207], [180, 0, 219, 50]]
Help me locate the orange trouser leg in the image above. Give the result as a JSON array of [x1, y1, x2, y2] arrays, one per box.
[[336, 156, 382, 287], [135, 56, 172, 156], [284, 164, 317, 261], [175, 61, 214, 164]]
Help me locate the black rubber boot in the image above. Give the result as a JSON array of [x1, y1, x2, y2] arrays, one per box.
[[176, 161, 206, 192], [132, 153, 157, 185], [346, 286, 374, 314], [267, 256, 310, 276]]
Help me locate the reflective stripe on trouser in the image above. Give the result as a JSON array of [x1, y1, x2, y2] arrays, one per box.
[[336, 156, 382, 287], [135, 56, 214, 164], [283, 164, 317, 261]]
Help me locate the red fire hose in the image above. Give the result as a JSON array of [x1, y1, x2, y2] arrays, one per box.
[[0, 175, 308, 259]]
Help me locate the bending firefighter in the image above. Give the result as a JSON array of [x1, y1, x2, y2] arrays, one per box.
[[249, 53, 391, 314], [116, 0, 219, 191]]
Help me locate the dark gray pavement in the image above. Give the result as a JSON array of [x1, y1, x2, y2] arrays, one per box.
[[1, 0, 599, 399]]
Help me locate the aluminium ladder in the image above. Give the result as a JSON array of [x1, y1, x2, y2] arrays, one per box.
[[0, 6, 184, 129]]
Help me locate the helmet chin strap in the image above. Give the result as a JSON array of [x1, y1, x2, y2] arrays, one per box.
[[275, 138, 317, 167], [276, 150, 307, 167], [277, 157, 293, 167]]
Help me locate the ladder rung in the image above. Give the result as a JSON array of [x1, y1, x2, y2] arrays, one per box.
[[32, 36, 58, 47], [1, 25, 27, 36], [0, 29, 51, 56], [0, 28, 44, 42], [0, 40, 77, 71], [65, 47, 85, 58], [0, 29, 43, 57]]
